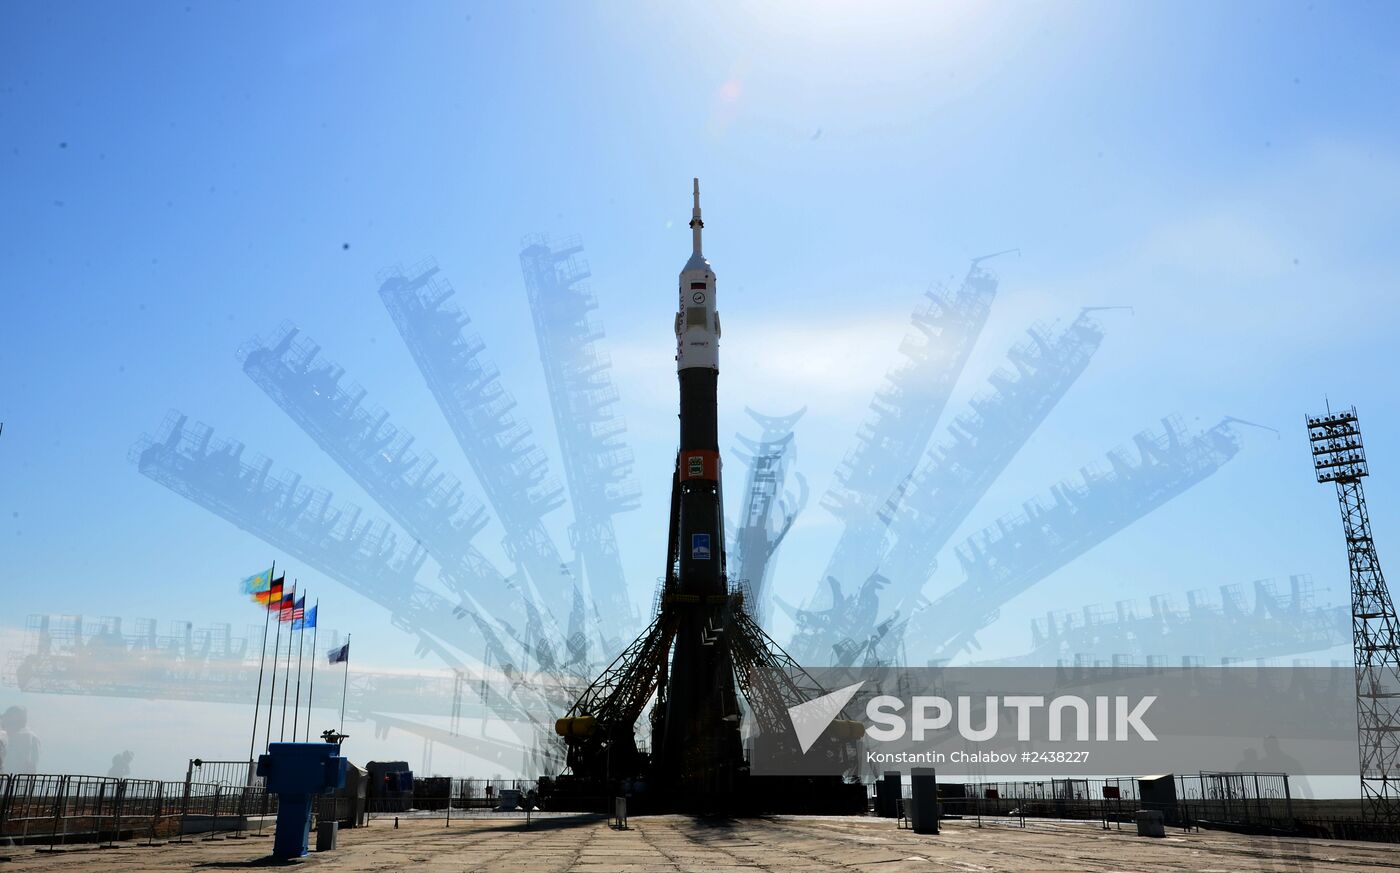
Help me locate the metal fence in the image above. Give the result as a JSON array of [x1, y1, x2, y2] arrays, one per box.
[[929, 772, 1294, 830], [367, 778, 543, 817], [871, 770, 1399, 842], [0, 771, 273, 848], [7, 767, 1398, 847]]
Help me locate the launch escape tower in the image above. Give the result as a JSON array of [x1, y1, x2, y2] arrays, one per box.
[[552, 181, 864, 813], [1308, 407, 1400, 827]]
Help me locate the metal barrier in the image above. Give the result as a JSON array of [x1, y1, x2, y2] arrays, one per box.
[[11, 766, 1391, 847], [186, 758, 279, 839], [864, 770, 1400, 842], [187, 759, 259, 791], [1177, 771, 1293, 830], [0, 773, 272, 847], [366, 777, 542, 817], [927, 772, 1293, 830]]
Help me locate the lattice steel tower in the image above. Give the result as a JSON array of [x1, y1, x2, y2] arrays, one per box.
[[1307, 406, 1400, 827]]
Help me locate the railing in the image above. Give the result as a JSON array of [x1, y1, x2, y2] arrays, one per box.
[[366, 777, 543, 817], [352, 777, 611, 831], [865, 771, 1400, 843], [0, 773, 272, 848]]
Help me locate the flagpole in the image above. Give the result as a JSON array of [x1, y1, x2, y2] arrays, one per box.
[[339, 633, 351, 735], [264, 578, 284, 752], [291, 595, 307, 742], [246, 561, 274, 770], [280, 582, 296, 742], [304, 600, 319, 742]]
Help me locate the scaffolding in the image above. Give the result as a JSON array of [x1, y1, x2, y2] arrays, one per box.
[[905, 416, 1245, 664], [377, 260, 573, 611], [519, 235, 641, 630], [797, 257, 1002, 656], [879, 312, 1106, 621], [729, 407, 808, 625], [794, 311, 1107, 663], [126, 413, 569, 735], [238, 323, 526, 625], [0, 614, 540, 724], [975, 575, 1351, 667]]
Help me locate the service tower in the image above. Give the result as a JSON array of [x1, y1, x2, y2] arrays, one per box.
[[651, 178, 746, 798]]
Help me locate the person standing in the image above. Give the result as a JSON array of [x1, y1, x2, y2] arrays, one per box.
[[0, 706, 41, 773]]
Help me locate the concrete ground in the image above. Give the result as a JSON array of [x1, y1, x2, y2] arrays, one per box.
[[1, 813, 1395, 872]]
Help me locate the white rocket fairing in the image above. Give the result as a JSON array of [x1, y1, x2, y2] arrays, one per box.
[[676, 178, 720, 372]]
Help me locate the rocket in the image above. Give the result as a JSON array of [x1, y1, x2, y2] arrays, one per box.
[[653, 178, 745, 797], [553, 180, 863, 808], [555, 179, 741, 797], [674, 177, 726, 595]]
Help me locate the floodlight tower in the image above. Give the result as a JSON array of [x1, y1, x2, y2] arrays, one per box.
[[1307, 406, 1400, 827]]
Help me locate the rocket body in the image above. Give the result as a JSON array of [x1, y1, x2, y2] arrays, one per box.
[[655, 179, 744, 799], [674, 178, 725, 596]]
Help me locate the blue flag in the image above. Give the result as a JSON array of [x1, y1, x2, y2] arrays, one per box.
[[240, 568, 272, 595], [294, 605, 317, 631], [328, 642, 349, 664]]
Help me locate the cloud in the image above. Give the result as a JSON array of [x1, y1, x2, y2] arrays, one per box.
[[1134, 209, 1296, 283], [608, 311, 913, 423]]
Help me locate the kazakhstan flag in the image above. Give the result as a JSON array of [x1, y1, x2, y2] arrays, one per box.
[[240, 568, 272, 595]]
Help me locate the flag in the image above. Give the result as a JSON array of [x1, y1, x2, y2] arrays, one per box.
[[292, 596, 306, 622], [256, 579, 284, 607], [294, 605, 317, 631], [278, 592, 296, 621], [328, 642, 349, 664], [254, 576, 285, 606], [240, 569, 272, 595]]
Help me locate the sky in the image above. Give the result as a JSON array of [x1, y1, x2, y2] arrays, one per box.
[[2, 1, 1399, 779]]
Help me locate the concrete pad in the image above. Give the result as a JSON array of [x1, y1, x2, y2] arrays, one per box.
[[0, 814, 1394, 871]]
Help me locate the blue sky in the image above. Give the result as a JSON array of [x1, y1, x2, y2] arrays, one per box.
[[2, 1, 1399, 774]]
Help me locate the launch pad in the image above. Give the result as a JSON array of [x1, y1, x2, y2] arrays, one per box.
[[3, 813, 1393, 873], [548, 181, 865, 815]]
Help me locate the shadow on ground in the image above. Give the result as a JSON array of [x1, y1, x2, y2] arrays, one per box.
[[458, 813, 608, 835]]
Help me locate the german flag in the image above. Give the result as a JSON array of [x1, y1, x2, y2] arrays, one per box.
[[254, 576, 285, 607]]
